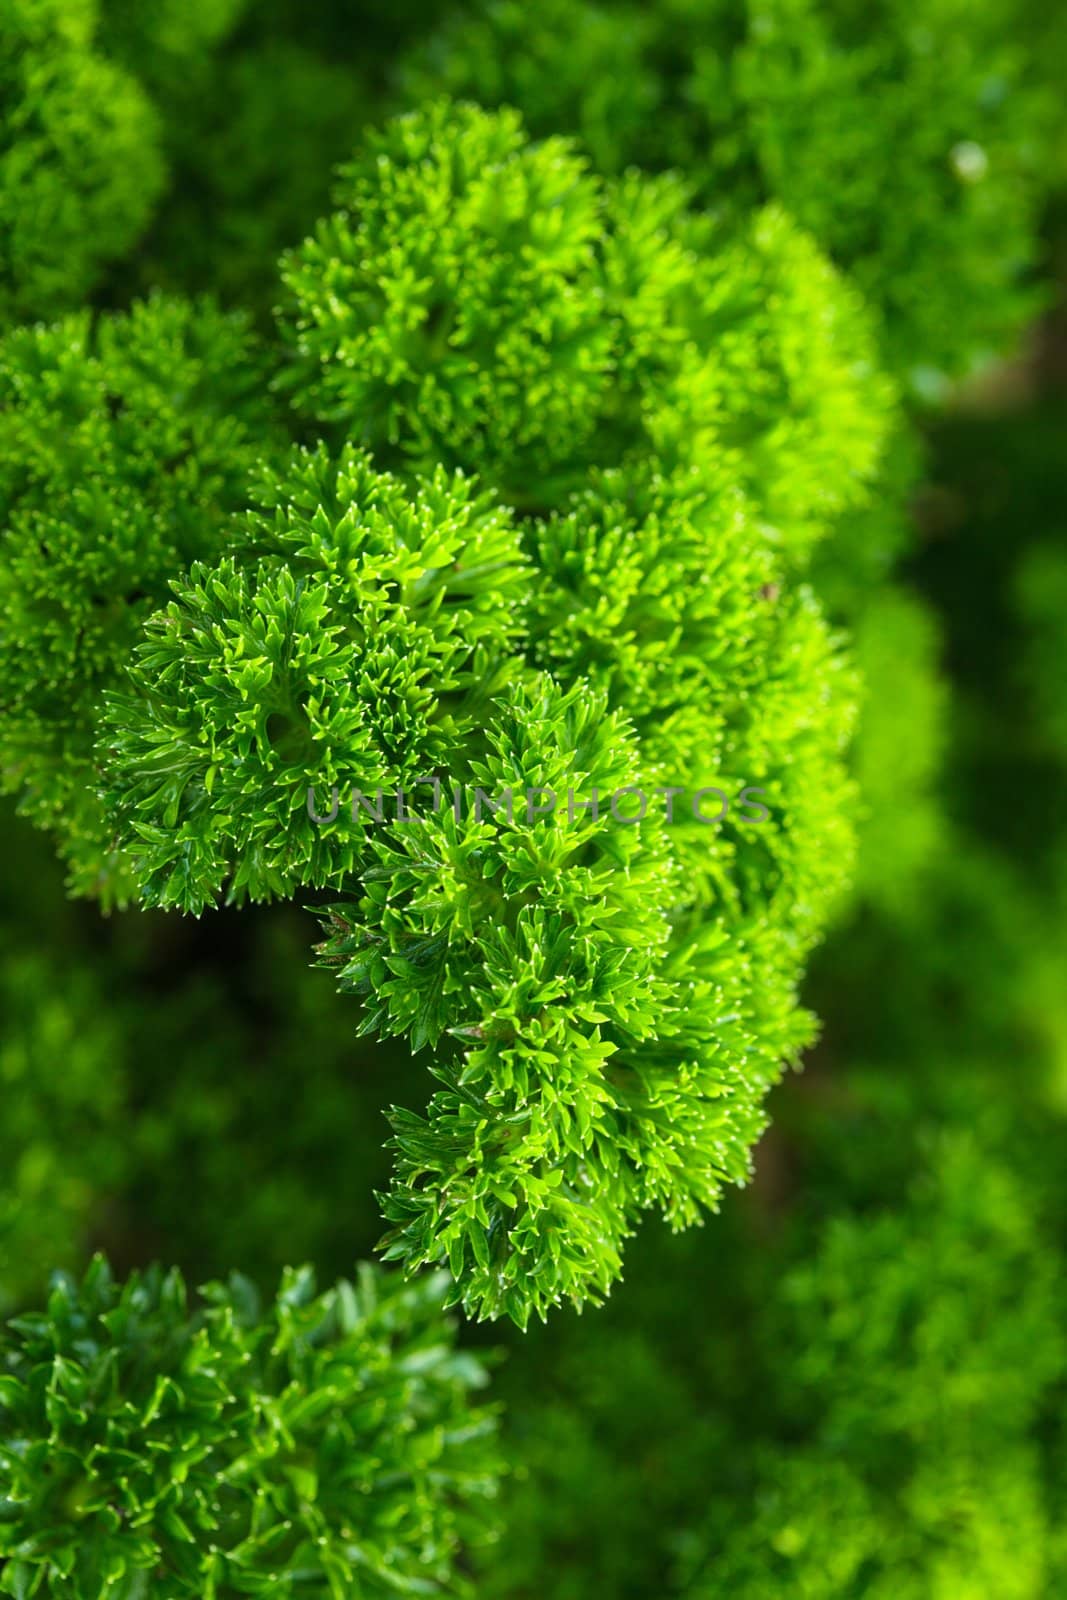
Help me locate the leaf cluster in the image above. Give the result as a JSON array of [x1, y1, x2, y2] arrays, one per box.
[[398, 0, 1056, 382], [0, 1257, 500, 1598]]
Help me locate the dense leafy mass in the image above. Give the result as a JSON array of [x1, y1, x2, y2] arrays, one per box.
[[102, 445, 529, 910], [399, 0, 1054, 384], [281, 102, 894, 546], [101, 429, 857, 1322], [2, 0, 1067, 1593], [79, 102, 890, 1326], [0, 295, 278, 903], [0, 1257, 500, 1598]]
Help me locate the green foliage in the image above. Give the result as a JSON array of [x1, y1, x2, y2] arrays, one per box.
[[0, 945, 125, 1314], [526, 466, 858, 927], [102, 428, 857, 1323], [0, 1256, 500, 1598], [318, 499, 853, 1324], [0, 78, 877, 1322], [724, 0, 1052, 387], [400, 0, 1054, 382], [468, 1222, 753, 1600], [325, 675, 684, 1323], [782, 1128, 1064, 1435], [0, 0, 164, 325], [0, 295, 279, 904], [2, 10, 1065, 1595], [99, 0, 248, 83], [850, 586, 948, 916], [280, 101, 894, 547], [110, 12, 376, 315], [102, 444, 529, 910], [689, 1128, 1066, 1598], [397, 0, 661, 178], [697, 1450, 1054, 1599], [146, 41, 373, 310], [466, 1083, 1067, 1599], [807, 422, 925, 617]]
